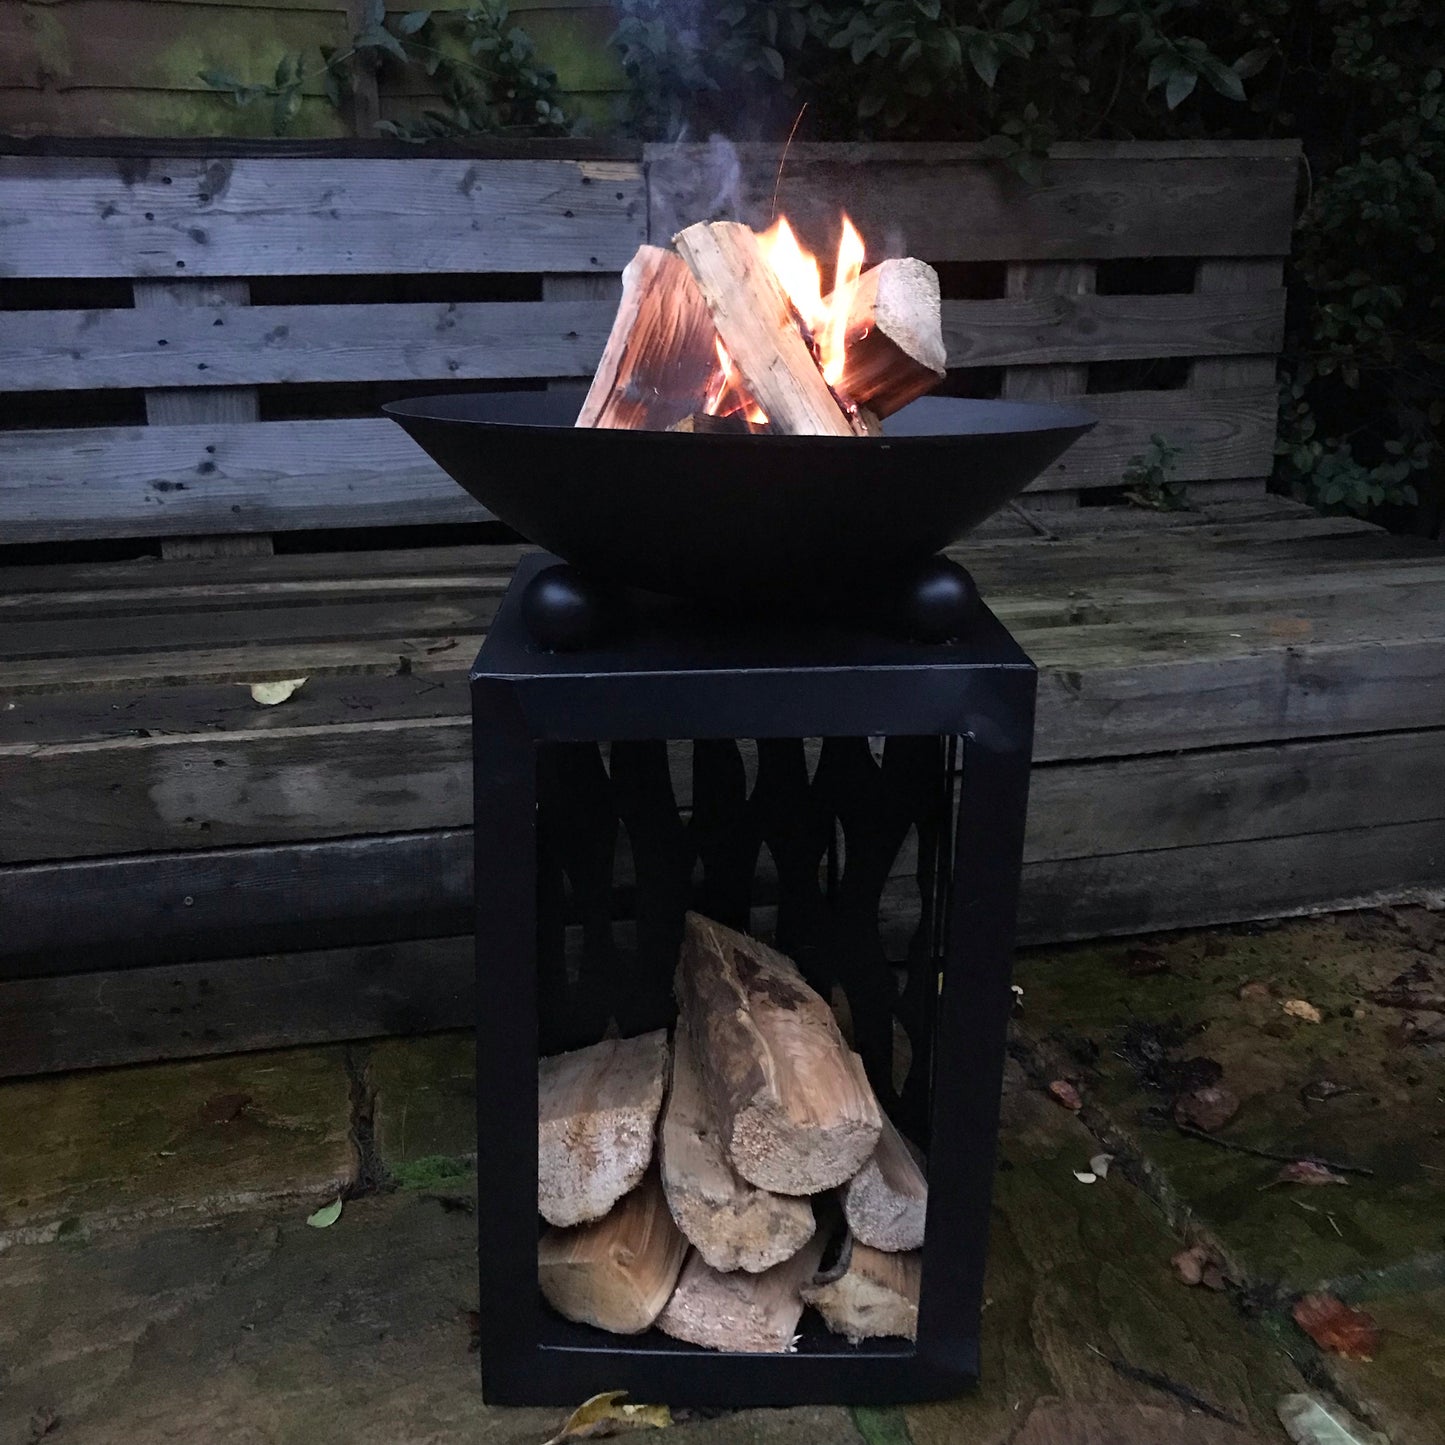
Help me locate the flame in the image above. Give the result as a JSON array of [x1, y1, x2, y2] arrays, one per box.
[[757, 213, 866, 389], [697, 214, 867, 424]]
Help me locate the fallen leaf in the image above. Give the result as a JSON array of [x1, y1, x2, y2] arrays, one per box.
[[1272, 1160, 1349, 1188], [1171, 1245, 1207, 1286], [305, 1197, 343, 1229], [1300, 1079, 1354, 1104], [1173, 1085, 1241, 1133], [1277, 1392, 1388, 1445], [1237, 980, 1272, 1002], [1282, 999, 1324, 1024], [1200, 1263, 1226, 1291], [1369, 961, 1445, 1012], [1073, 1169, 1097, 1185], [542, 1390, 672, 1445], [1291, 1293, 1379, 1361], [1046, 1079, 1082, 1111], [1089, 1152, 1113, 1179], [249, 677, 307, 706]]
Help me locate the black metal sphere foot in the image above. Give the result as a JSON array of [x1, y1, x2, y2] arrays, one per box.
[[894, 556, 981, 643], [521, 564, 612, 651]]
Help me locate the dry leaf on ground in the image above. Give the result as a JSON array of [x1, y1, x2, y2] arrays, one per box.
[[1173, 1085, 1241, 1133], [249, 677, 307, 706], [1171, 1244, 1226, 1290], [542, 1391, 671, 1444], [1277, 1392, 1388, 1445], [1291, 1293, 1379, 1361], [1046, 1079, 1082, 1111], [1270, 1160, 1349, 1188], [1282, 999, 1324, 1024], [305, 1197, 343, 1229], [1089, 1153, 1113, 1178]]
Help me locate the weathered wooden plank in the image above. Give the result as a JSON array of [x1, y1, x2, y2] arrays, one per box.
[[1029, 386, 1278, 491], [0, 385, 1277, 543], [0, 417, 476, 542], [0, 934, 473, 1078], [645, 143, 1301, 261], [0, 154, 645, 277], [1001, 262, 1093, 402], [1016, 817, 1445, 946], [0, 290, 1288, 392], [1190, 260, 1283, 390], [0, 828, 474, 977]]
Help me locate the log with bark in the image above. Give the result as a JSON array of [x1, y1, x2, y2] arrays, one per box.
[[538, 1029, 670, 1228], [800, 1233, 921, 1344], [675, 912, 883, 1195], [537, 1168, 688, 1334], [576, 245, 719, 432], [659, 1019, 817, 1274], [656, 1225, 829, 1352], [673, 221, 869, 438], [843, 1112, 928, 1252], [831, 258, 947, 418]]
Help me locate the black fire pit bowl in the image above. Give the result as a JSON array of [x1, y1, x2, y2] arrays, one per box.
[[386, 388, 1095, 613]]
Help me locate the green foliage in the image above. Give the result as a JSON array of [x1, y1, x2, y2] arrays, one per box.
[[609, 0, 1444, 533], [389, 1153, 475, 1190], [201, 0, 568, 139], [1122, 433, 1187, 511]]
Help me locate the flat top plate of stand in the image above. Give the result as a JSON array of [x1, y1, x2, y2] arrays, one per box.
[[474, 555, 1032, 682]]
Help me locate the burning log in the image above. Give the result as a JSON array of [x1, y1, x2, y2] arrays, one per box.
[[675, 912, 883, 1195], [656, 1225, 829, 1352], [832, 258, 947, 418], [538, 1029, 669, 1228], [576, 245, 718, 431], [659, 1020, 817, 1274], [843, 1113, 928, 1252], [673, 222, 866, 438], [538, 1168, 689, 1334], [800, 1234, 921, 1344], [666, 412, 766, 435]]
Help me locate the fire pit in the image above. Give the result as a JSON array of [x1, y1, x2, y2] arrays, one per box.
[[391, 206, 1090, 1407]]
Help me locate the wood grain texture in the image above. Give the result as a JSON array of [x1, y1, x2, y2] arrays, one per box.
[[656, 1224, 828, 1352], [1001, 262, 1094, 402], [674, 912, 882, 1195], [537, 1029, 669, 1228], [0, 290, 1286, 392], [0, 298, 618, 390], [646, 143, 1301, 260], [538, 1167, 688, 1334], [659, 1020, 816, 1274], [843, 1113, 928, 1252], [800, 1235, 920, 1343], [0, 154, 645, 277]]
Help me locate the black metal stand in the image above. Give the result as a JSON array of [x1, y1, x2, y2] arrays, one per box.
[[471, 553, 1036, 1407]]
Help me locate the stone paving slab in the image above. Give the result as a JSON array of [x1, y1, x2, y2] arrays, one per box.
[[0, 1047, 356, 1247], [368, 1032, 477, 1176], [1010, 912, 1445, 1294]]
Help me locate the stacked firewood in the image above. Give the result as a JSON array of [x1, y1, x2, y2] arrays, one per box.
[[537, 913, 927, 1352], [577, 221, 946, 437]]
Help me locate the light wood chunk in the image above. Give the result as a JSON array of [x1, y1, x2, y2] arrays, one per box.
[[675, 912, 883, 1195], [538, 1029, 669, 1228], [673, 222, 861, 437], [660, 1021, 816, 1274], [844, 1112, 928, 1252], [656, 1225, 828, 1352], [832, 258, 946, 417], [537, 1168, 688, 1334], [576, 245, 718, 431], [801, 1235, 921, 1344]]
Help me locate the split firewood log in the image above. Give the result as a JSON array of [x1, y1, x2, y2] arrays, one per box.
[[659, 1020, 816, 1274], [675, 912, 883, 1195], [830, 258, 946, 418], [800, 1233, 920, 1344], [665, 412, 766, 435], [656, 1225, 829, 1352], [537, 1168, 688, 1334], [576, 245, 719, 431], [538, 1029, 669, 1228], [843, 1112, 928, 1252], [673, 222, 867, 438]]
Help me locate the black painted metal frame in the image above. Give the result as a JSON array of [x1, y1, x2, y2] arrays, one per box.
[[471, 554, 1037, 1407]]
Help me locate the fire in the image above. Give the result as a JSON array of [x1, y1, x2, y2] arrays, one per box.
[[758, 213, 866, 390], [700, 214, 868, 427]]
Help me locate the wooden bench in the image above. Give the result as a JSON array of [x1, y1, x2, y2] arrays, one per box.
[[4, 138, 1443, 1076]]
